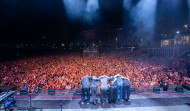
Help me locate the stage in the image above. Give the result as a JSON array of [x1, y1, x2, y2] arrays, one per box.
[[8, 90, 190, 111]]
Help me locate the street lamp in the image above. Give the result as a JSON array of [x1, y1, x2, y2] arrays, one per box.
[[115, 37, 118, 49], [176, 31, 180, 34], [184, 25, 188, 32]]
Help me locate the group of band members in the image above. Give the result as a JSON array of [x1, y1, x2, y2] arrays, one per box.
[[80, 74, 130, 105]]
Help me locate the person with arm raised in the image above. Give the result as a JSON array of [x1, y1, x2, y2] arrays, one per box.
[[114, 74, 123, 101]]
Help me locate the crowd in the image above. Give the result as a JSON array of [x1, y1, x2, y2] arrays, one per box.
[[0, 51, 189, 93]]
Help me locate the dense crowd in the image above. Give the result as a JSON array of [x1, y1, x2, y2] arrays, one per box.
[[0, 51, 189, 93]]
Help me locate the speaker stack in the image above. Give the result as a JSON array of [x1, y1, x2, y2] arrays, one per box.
[[175, 86, 183, 92], [182, 84, 190, 90]]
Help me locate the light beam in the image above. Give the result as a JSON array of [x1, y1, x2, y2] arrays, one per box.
[[84, 0, 100, 25], [63, 0, 86, 21], [63, 0, 100, 25], [130, 0, 157, 42], [188, 0, 190, 31], [123, 0, 131, 10]]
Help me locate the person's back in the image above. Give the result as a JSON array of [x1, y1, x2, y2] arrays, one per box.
[[81, 76, 91, 88], [81, 75, 92, 104], [100, 77, 109, 90], [91, 76, 99, 105], [116, 75, 123, 101], [109, 77, 116, 86], [122, 78, 131, 101], [99, 76, 111, 104], [108, 76, 117, 104], [123, 78, 130, 86], [117, 76, 123, 86], [91, 76, 99, 87]]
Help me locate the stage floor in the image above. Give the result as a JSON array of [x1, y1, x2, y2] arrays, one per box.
[[11, 90, 190, 111], [6, 91, 190, 111]]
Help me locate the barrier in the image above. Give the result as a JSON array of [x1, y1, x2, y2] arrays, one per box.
[[48, 89, 55, 95], [0, 86, 16, 92], [182, 84, 190, 90], [153, 87, 160, 92], [130, 88, 136, 93], [10, 107, 42, 111]]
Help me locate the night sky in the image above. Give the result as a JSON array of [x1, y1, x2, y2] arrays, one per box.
[[0, 0, 189, 43]]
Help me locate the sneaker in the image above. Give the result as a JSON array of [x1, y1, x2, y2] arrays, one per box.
[[87, 102, 89, 104], [81, 102, 84, 104], [126, 99, 130, 101]]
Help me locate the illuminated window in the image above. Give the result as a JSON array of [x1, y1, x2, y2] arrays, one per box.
[[163, 40, 169, 46]]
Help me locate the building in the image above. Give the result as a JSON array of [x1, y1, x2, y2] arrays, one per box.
[[146, 33, 190, 57], [161, 33, 190, 47]]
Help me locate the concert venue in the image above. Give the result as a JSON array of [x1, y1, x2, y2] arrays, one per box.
[[0, 0, 190, 111]]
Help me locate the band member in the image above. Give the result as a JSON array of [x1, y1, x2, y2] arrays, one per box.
[[122, 77, 130, 101], [108, 75, 117, 104], [115, 74, 123, 101], [91, 76, 99, 105], [99, 75, 112, 104], [81, 75, 92, 104]]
